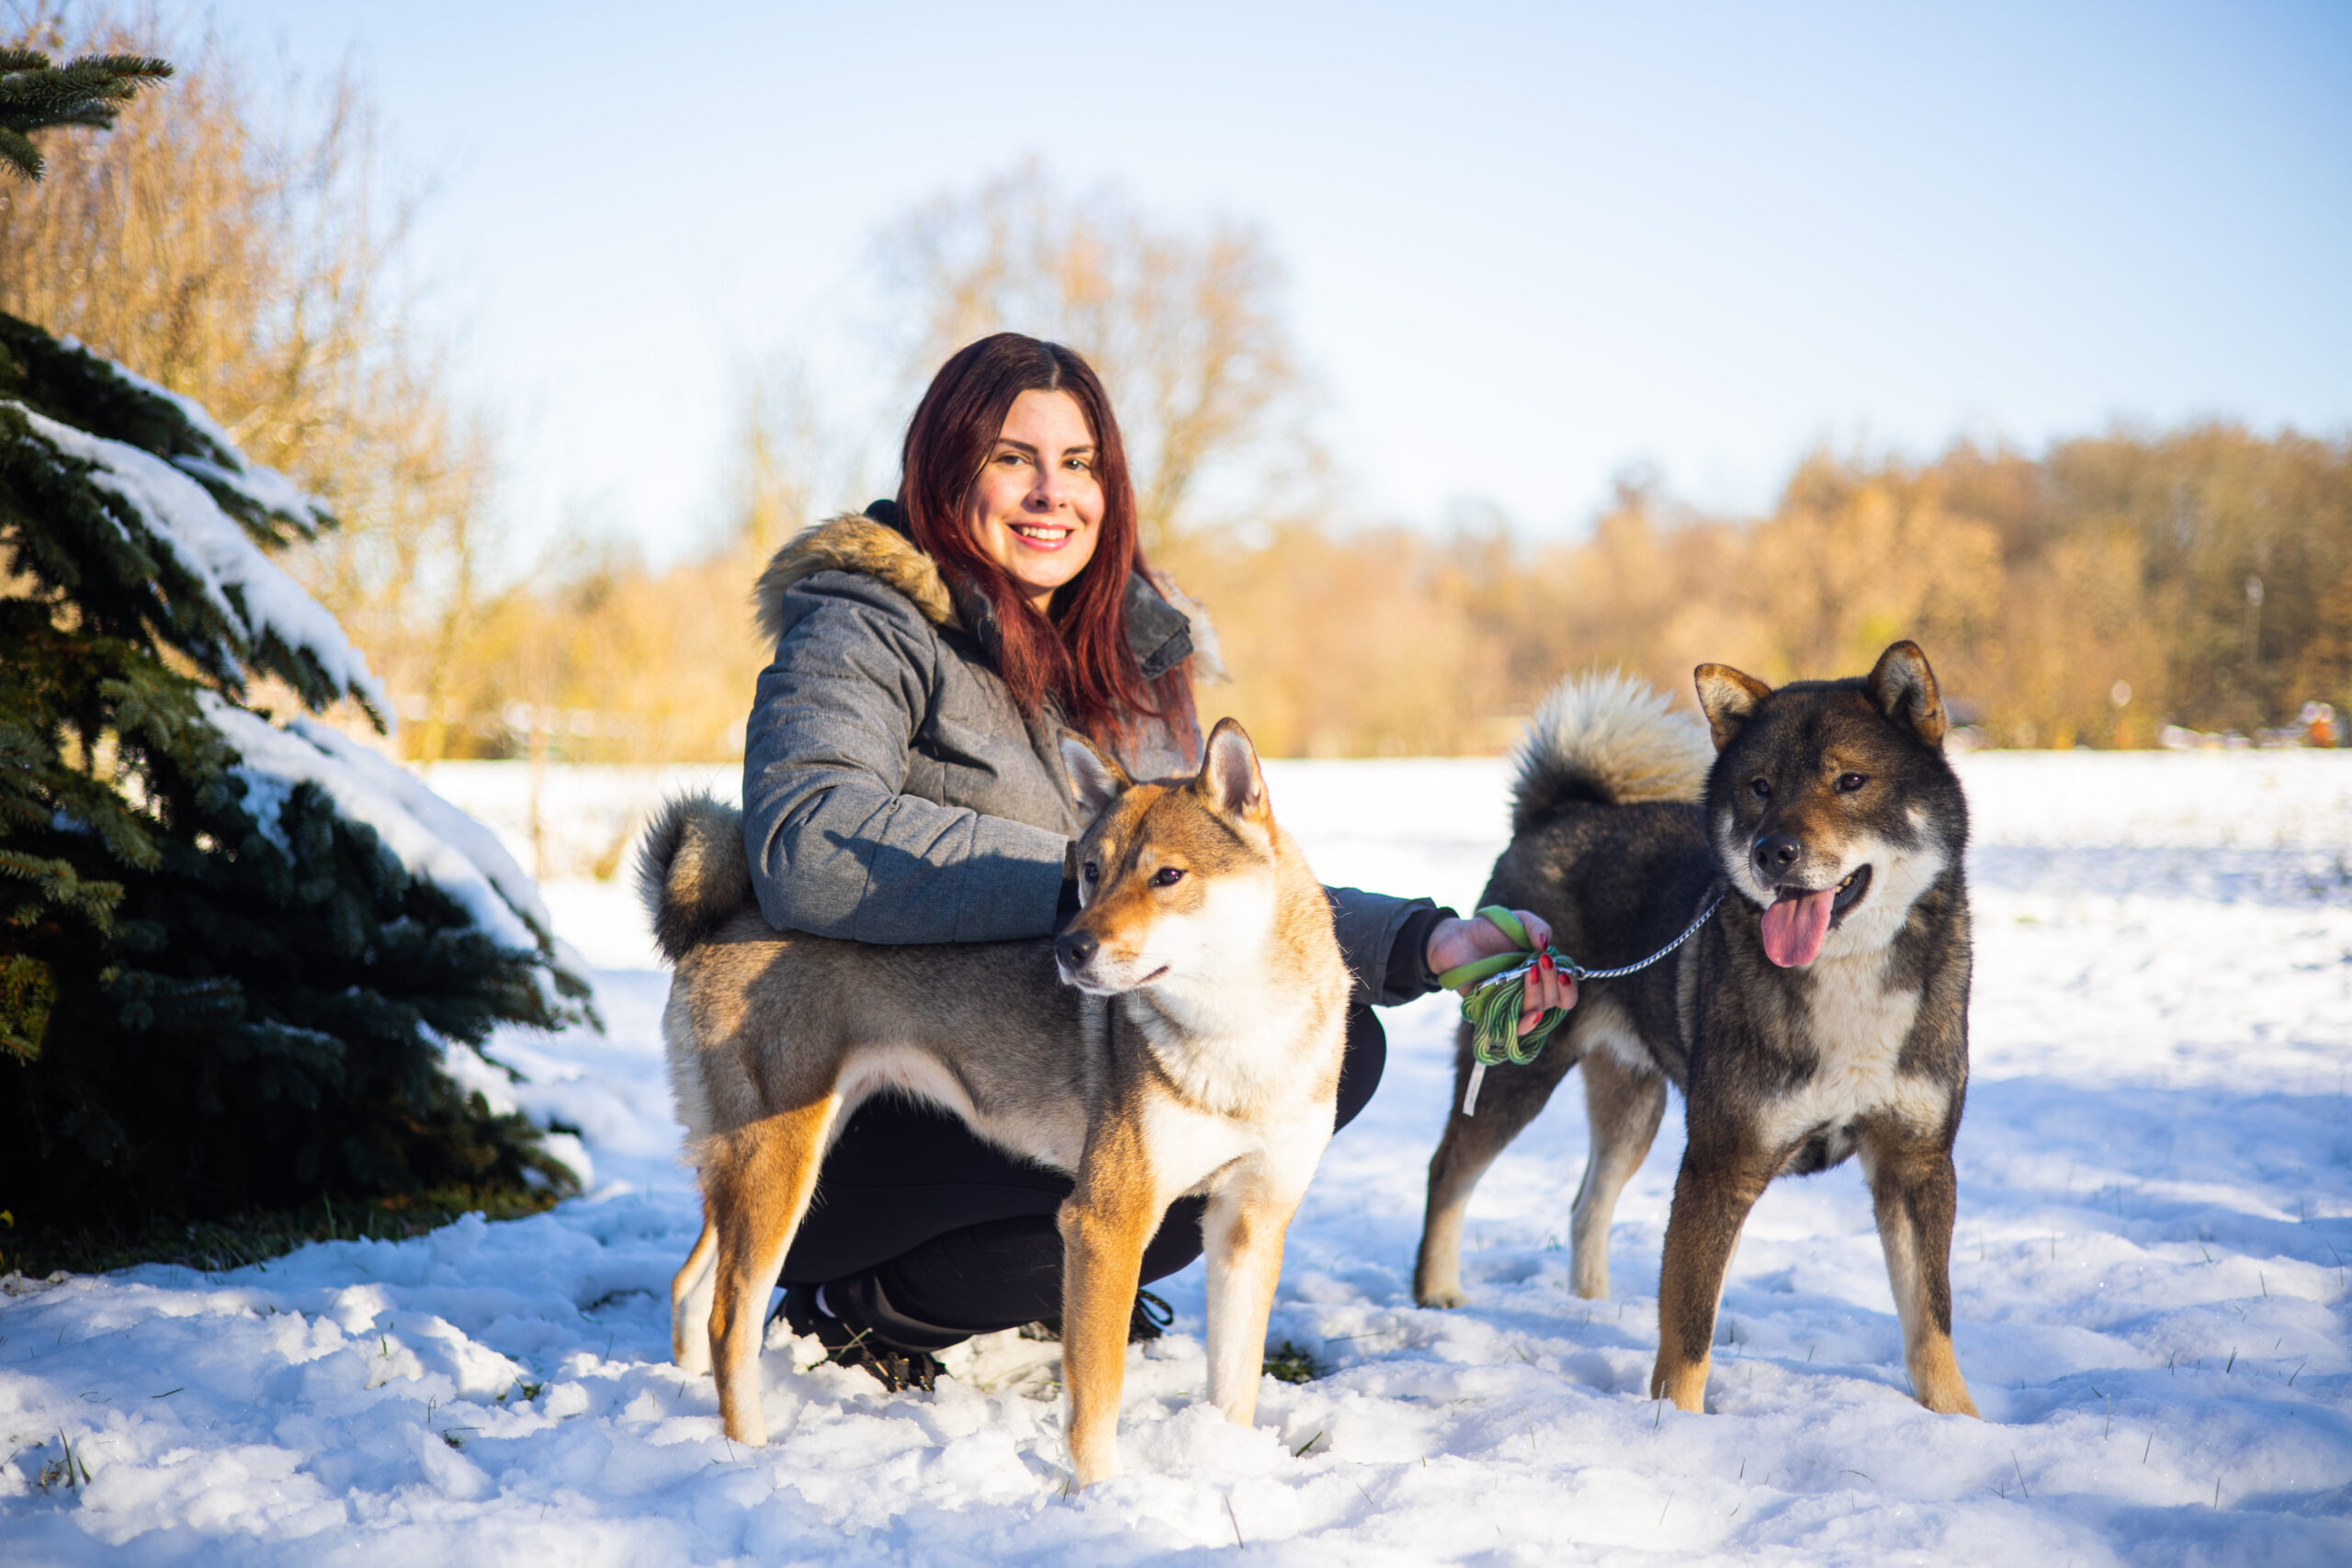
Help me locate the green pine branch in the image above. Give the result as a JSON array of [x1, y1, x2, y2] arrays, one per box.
[[0, 126, 39, 182], [0, 316, 295, 529], [0, 953, 57, 1062], [0, 51, 174, 182]]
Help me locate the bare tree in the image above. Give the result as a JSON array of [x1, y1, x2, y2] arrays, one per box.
[[732, 355, 879, 554], [875, 162, 1324, 547]]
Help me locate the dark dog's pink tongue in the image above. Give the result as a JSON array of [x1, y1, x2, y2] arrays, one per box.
[[1760, 888, 1835, 967]]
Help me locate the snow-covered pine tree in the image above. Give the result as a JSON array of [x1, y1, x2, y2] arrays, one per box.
[[0, 49, 591, 1232]]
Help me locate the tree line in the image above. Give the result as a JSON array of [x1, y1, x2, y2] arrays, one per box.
[[1163, 428, 2350, 758]]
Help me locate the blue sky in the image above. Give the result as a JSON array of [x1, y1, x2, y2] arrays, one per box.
[[216, 1, 2351, 563]]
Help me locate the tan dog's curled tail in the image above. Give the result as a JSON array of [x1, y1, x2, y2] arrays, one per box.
[[637, 794, 752, 964]]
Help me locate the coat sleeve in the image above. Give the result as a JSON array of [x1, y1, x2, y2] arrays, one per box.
[[1326, 886, 1446, 1009], [741, 574, 1069, 944]]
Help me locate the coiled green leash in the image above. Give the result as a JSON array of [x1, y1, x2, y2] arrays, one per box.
[[1437, 895, 1726, 1116]]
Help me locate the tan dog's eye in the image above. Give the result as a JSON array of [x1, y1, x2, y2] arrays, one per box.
[[1151, 867, 1185, 887], [1750, 778, 1770, 799], [1836, 773, 1868, 793], [1083, 861, 1099, 883]]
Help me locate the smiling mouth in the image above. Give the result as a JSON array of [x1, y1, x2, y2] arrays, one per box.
[[1769, 867, 1872, 919], [1009, 523, 1074, 545], [1825, 864, 1871, 924], [1757, 865, 1873, 968]]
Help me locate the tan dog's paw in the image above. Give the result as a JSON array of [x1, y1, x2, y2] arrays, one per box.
[[1649, 1357, 1710, 1412]]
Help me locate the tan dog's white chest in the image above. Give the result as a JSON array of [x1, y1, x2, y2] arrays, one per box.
[[1134, 1008, 1330, 1116], [1123, 932, 1340, 1122], [1122, 977, 1341, 1208], [1138, 1093, 1332, 1210], [1753, 952, 1948, 1152]]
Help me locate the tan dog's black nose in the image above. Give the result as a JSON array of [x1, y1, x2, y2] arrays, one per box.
[[1056, 930, 1098, 971]]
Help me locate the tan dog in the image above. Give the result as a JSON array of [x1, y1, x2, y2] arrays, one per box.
[[639, 719, 1351, 1487]]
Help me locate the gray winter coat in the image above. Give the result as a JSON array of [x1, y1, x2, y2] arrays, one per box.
[[741, 508, 1436, 1004]]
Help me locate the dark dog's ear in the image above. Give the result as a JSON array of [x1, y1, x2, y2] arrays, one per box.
[[1196, 716, 1269, 823], [1869, 641, 1947, 748], [1059, 731, 1132, 819], [1693, 664, 1773, 751]]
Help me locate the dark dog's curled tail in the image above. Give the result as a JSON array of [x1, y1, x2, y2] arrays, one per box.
[[636, 793, 753, 964], [1510, 669, 1713, 832]]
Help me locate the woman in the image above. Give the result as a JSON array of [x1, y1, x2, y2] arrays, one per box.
[[741, 333, 1568, 1387]]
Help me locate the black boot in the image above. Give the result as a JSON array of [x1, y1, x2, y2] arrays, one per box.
[[775, 1282, 947, 1394], [1020, 1289, 1175, 1346]]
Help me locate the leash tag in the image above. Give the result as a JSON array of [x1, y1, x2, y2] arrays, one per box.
[[1462, 1061, 1487, 1117]]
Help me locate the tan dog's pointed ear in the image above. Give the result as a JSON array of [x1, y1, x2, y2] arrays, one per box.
[[1196, 716, 1268, 823], [1693, 664, 1773, 751], [1060, 730, 1132, 820], [1869, 640, 1948, 748]]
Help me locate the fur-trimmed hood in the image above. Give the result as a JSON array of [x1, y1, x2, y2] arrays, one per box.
[[752, 503, 1227, 684]]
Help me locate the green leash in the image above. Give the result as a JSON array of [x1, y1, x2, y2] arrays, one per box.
[[1433, 906, 1574, 1070], [1437, 896, 1727, 1116]]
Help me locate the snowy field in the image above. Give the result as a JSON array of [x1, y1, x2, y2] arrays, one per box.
[[4, 750, 2350, 1565]]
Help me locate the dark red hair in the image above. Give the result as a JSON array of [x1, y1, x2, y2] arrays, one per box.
[[899, 333, 1198, 758]]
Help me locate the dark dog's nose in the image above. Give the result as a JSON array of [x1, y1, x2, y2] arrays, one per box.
[[1056, 930, 1097, 971], [1753, 833, 1804, 877]]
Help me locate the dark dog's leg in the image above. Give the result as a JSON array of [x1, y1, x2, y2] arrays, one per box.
[[1650, 1137, 1773, 1411], [1058, 1118, 1162, 1489], [1859, 1125, 1978, 1416], [709, 1099, 835, 1445], [1568, 1046, 1668, 1300], [1414, 1024, 1578, 1308]]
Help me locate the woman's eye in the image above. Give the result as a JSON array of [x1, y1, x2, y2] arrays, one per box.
[[1082, 862, 1099, 883], [1151, 867, 1184, 887], [1836, 773, 1868, 793], [1749, 778, 1771, 799]]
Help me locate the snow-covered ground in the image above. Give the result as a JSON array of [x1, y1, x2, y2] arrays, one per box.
[[5, 751, 2349, 1565]]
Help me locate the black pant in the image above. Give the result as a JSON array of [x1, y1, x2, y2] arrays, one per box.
[[779, 1006, 1386, 1346]]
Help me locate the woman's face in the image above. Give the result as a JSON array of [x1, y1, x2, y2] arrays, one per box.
[[964, 389, 1103, 614]]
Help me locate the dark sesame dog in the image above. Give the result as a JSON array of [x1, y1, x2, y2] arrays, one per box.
[[1414, 644, 1977, 1416]]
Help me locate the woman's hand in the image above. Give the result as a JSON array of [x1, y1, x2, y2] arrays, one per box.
[[1426, 909, 1577, 1036]]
